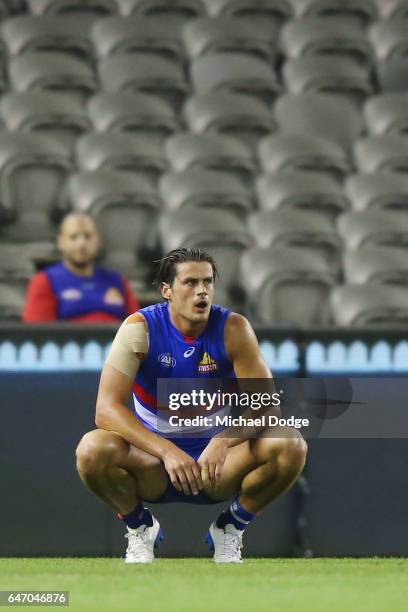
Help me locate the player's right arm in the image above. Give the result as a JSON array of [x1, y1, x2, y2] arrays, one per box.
[[95, 313, 203, 495]]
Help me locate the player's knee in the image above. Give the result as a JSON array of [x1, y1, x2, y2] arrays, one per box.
[[75, 430, 124, 475], [278, 433, 308, 473]]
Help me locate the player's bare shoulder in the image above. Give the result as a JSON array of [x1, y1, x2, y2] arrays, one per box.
[[224, 312, 259, 360]]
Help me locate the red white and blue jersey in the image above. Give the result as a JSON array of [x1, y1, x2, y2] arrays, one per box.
[[133, 302, 235, 447], [43, 262, 131, 321]]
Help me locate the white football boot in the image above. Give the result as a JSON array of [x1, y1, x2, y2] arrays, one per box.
[[205, 521, 243, 563], [124, 516, 163, 564]]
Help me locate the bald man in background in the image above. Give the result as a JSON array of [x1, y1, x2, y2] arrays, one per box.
[[22, 213, 140, 323]]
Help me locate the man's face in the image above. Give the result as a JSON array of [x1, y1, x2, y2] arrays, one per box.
[[161, 261, 215, 324], [57, 215, 101, 269]]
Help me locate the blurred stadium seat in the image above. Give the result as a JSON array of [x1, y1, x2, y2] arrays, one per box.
[[248, 209, 342, 274], [203, 0, 292, 24], [343, 246, 408, 285], [75, 132, 168, 183], [280, 17, 372, 65], [190, 52, 281, 104], [116, 0, 206, 17], [345, 173, 408, 211], [369, 18, 408, 62], [258, 133, 350, 177], [0, 132, 72, 243], [98, 52, 189, 109], [330, 284, 408, 327], [288, 0, 377, 24], [184, 92, 275, 150], [354, 135, 408, 173], [87, 92, 179, 143], [9, 51, 97, 102], [240, 245, 335, 325], [282, 56, 374, 101], [337, 210, 408, 250], [91, 15, 185, 61], [374, 0, 408, 19], [164, 132, 256, 181], [27, 0, 118, 16], [182, 16, 277, 62], [159, 168, 254, 214], [0, 91, 90, 150], [2, 15, 94, 62], [255, 171, 349, 220], [274, 93, 362, 153], [363, 93, 408, 136]]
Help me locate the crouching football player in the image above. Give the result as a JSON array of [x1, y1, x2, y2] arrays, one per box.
[[76, 248, 307, 563]]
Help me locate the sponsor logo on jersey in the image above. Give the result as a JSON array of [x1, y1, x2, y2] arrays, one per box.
[[104, 287, 124, 305], [158, 353, 176, 367], [198, 352, 218, 373], [61, 288, 82, 300], [184, 347, 195, 358]]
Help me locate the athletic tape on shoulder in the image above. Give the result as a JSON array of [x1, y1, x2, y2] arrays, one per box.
[[105, 321, 148, 378]]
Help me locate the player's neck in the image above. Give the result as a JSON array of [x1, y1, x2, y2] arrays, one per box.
[[63, 260, 95, 277], [168, 307, 208, 338]]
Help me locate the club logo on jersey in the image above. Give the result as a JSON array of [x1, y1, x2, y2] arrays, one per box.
[[61, 288, 82, 300], [104, 287, 124, 305], [158, 353, 176, 368], [198, 352, 218, 373], [184, 347, 195, 358]]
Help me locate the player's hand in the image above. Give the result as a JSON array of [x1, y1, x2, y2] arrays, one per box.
[[197, 438, 229, 490], [162, 446, 203, 496]]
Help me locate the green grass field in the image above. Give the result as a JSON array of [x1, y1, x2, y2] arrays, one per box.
[[1, 558, 407, 612]]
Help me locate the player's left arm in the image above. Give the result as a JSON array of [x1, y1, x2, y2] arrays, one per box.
[[197, 313, 274, 485]]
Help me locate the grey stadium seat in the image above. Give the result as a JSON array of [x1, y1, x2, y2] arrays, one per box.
[[65, 170, 160, 280], [0, 282, 26, 320], [182, 16, 277, 63], [337, 210, 408, 251], [288, 0, 377, 23], [280, 17, 372, 65], [248, 210, 342, 273], [282, 56, 373, 101], [0, 244, 36, 281], [190, 52, 281, 104], [369, 19, 408, 62], [274, 93, 362, 154], [183, 92, 275, 151], [241, 245, 335, 325], [98, 53, 189, 110], [374, 0, 408, 19], [330, 284, 408, 327], [343, 247, 408, 285], [364, 94, 408, 136], [116, 0, 206, 17], [354, 135, 408, 173], [258, 133, 350, 177], [164, 132, 256, 182], [0, 132, 72, 243], [159, 208, 253, 291], [76, 132, 167, 183], [345, 173, 408, 212], [159, 168, 254, 214], [9, 52, 97, 103], [27, 0, 118, 16], [255, 171, 349, 220], [91, 16, 184, 61], [0, 92, 91, 151], [2, 15, 94, 62], [0, 0, 17, 18], [377, 57, 408, 92], [203, 0, 292, 23], [87, 92, 179, 143]]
